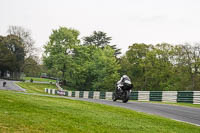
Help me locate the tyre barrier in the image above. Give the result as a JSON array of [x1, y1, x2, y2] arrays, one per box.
[[44, 88, 200, 104]]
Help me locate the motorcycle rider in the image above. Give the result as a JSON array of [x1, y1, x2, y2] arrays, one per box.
[[116, 75, 132, 92]]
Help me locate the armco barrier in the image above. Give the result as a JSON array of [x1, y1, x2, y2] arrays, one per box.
[[162, 91, 177, 103], [79, 91, 84, 98], [105, 92, 113, 100], [75, 91, 79, 98], [150, 91, 162, 101], [177, 91, 193, 103], [89, 91, 94, 99], [193, 91, 200, 104], [100, 92, 106, 99], [45, 88, 200, 104], [129, 91, 138, 100], [138, 91, 150, 101], [83, 91, 89, 98]]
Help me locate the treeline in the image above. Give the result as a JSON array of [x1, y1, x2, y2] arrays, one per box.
[[1, 26, 199, 91], [121, 43, 200, 91], [0, 26, 43, 79], [43, 27, 200, 91], [0, 34, 25, 78], [43, 27, 120, 91]]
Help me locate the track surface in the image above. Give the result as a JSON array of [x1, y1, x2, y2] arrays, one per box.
[[0, 79, 25, 91]]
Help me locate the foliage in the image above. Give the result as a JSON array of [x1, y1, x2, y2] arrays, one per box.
[[43, 27, 80, 80], [0, 35, 25, 74], [7, 26, 35, 56], [2, 26, 200, 91], [83, 31, 111, 48], [23, 56, 41, 77], [69, 45, 120, 91], [0, 26, 40, 79], [121, 43, 200, 91], [43, 27, 121, 91], [83, 31, 121, 57]]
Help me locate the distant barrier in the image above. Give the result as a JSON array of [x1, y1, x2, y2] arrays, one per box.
[[45, 88, 200, 104], [45, 88, 113, 100]]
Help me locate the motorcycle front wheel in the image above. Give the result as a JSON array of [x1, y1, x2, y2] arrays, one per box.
[[122, 91, 129, 103]]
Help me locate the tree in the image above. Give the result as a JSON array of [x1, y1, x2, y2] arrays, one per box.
[[174, 44, 200, 90], [0, 36, 14, 76], [145, 43, 176, 91], [121, 43, 178, 91], [68, 45, 121, 91], [44, 27, 121, 91], [83, 31, 111, 48], [83, 31, 121, 57], [109, 44, 122, 58], [43, 27, 80, 82], [0, 35, 25, 79], [7, 26, 35, 57], [23, 56, 41, 77], [6, 35, 25, 72], [90, 46, 121, 91], [120, 43, 151, 90], [0, 26, 38, 79]]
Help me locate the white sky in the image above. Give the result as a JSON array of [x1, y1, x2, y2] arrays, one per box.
[[1, 0, 200, 55]]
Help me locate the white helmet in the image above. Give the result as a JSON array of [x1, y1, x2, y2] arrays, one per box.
[[122, 75, 131, 81], [122, 75, 128, 78]]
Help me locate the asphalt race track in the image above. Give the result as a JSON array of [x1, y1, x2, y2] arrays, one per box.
[[0, 79, 25, 92]]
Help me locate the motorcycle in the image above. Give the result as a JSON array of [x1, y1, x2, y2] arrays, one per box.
[[112, 83, 133, 103]]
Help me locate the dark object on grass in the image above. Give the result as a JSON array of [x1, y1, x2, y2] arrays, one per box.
[[30, 79, 33, 83], [3, 81, 6, 87]]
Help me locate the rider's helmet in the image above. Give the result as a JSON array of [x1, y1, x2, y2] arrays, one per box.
[[122, 75, 128, 78], [122, 75, 130, 81]]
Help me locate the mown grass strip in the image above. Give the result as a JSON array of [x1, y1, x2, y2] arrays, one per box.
[[24, 77, 56, 83], [131, 100, 200, 109], [16, 82, 57, 94]]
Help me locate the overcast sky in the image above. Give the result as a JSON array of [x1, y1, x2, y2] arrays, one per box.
[[1, 0, 200, 55]]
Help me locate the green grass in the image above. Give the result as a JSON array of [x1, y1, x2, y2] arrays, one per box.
[[152, 101, 200, 108], [24, 77, 56, 83], [17, 82, 57, 94], [0, 90, 200, 133], [173, 102, 200, 108], [131, 100, 200, 109]]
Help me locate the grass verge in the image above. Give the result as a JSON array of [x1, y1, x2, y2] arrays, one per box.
[[131, 100, 200, 109], [24, 77, 56, 83], [0, 90, 200, 133], [153, 101, 200, 108], [16, 82, 57, 94]]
